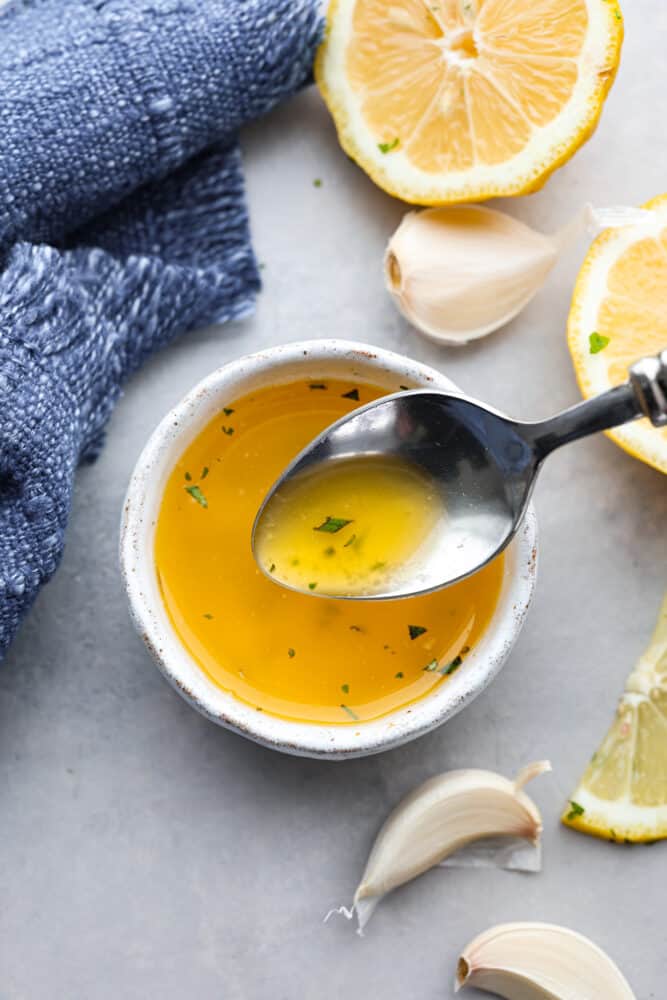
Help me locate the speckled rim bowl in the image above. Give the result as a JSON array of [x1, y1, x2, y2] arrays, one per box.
[[120, 339, 537, 759]]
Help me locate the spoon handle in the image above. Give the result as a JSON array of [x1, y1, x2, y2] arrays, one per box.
[[525, 349, 667, 459]]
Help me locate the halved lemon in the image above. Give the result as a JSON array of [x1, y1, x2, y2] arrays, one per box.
[[315, 0, 623, 204], [568, 194, 667, 475], [562, 592, 667, 843]]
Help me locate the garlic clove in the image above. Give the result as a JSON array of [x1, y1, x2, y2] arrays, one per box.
[[384, 205, 559, 345], [456, 922, 636, 999], [384, 203, 656, 347], [331, 761, 550, 933]]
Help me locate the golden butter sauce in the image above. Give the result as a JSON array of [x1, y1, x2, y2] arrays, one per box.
[[155, 379, 504, 725]]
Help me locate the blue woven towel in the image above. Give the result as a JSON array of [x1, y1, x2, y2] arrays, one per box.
[[0, 0, 322, 659]]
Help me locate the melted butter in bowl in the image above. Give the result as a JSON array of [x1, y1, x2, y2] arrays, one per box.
[[154, 378, 504, 726]]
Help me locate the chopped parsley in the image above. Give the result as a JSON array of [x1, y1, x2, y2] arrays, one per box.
[[269, 563, 276, 573], [221, 426, 234, 435], [308, 582, 317, 590], [314, 516, 353, 533], [399, 385, 410, 391], [342, 388, 360, 401], [308, 383, 327, 390], [203, 613, 214, 620], [589, 331, 610, 354], [223, 407, 235, 416], [343, 533, 357, 548], [408, 625, 428, 640], [201, 466, 209, 479], [185, 484, 208, 508], [288, 648, 295, 658], [341, 704, 359, 720], [378, 138, 400, 154], [341, 683, 349, 694], [423, 659, 439, 672], [441, 655, 462, 675], [324, 546, 336, 557], [395, 671, 404, 679], [313, 178, 322, 188], [567, 801, 585, 821], [184, 471, 192, 482], [371, 561, 386, 571]]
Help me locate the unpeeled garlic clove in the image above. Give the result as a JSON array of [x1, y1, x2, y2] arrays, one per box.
[[384, 203, 654, 346], [456, 922, 636, 999], [384, 205, 558, 345], [330, 761, 550, 933]]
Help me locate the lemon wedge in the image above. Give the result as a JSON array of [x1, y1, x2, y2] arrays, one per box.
[[568, 194, 667, 475], [562, 592, 667, 843], [315, 0, 623, 205]]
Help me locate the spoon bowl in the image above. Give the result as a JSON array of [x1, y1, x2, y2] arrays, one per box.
[[253, 351, 667, 599]]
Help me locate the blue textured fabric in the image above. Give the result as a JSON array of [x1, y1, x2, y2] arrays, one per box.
[[0, 0, 322, 658]]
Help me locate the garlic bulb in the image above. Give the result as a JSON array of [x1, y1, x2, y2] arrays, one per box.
[[456, 922, 636, 999], [384, 203, 653, 345], [327, 760, 550, 933]]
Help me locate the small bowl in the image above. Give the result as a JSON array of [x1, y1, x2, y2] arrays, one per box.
[[120, 340, 537, 759]]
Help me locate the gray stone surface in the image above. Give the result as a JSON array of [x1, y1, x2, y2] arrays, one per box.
[[1, 5, 666, 995]]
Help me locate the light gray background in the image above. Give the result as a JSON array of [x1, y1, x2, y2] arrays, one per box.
[[1, 3, 666, 997]]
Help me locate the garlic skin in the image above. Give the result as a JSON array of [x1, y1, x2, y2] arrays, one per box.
[[338, 761, 550, 932], [456, 922, 636, 999], [384, 205, 558, 345]]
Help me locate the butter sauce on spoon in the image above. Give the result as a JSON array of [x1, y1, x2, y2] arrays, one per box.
[[252, 352, 667, 599]]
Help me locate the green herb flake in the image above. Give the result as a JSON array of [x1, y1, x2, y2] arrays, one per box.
[[408, 625, 428, 640], [291, 558, 300, 566], [308, 582, 318, 590], [223, 407, 235, 416], [378, 138, 400, 154], [343, 533, 357, 548], [314, 516, 354, 534], [395, 671, 404, 679], [589, 331, 610, 354], [614, 7, 621, 18], [308, 383, 327, 390], [269, 563, 276, 573], [342, 388, 360, 401], [341, 704, 359, 721], [203, 613, 214, 620], [566, 801, 585, 821], [288, 648, 295, 658], [371, 561, 386, 571], [399, 384, 410, 391], [185, 484, 208, 509], [441, 655, 462, 676], [341, 683, 349, 694], [201, 466, 209, 480], [184, 471, 192, 482], [221, 426, 234, 435], [324, 546, 336, 557], [313, 178, 323, 188], [423, 659, 439, 672]]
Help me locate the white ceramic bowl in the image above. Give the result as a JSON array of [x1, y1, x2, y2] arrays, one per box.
[[121, 340, 537, 759]]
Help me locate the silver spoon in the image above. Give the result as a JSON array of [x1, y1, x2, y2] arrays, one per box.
[[253, 351, 667, 599]]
